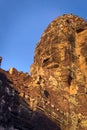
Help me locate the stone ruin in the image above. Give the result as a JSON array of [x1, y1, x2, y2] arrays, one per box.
[[30, 14, 87, 130], [0, 14, 87, 130]]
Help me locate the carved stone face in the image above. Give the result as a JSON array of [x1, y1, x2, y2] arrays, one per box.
[[31, 14, 87, 76], [30, 14, 87, 130]]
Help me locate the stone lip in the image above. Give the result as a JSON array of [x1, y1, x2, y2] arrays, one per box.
[[0, 68, 61, 130]]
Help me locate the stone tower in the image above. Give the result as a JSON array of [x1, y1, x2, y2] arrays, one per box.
[[30, 14, 87, 130]]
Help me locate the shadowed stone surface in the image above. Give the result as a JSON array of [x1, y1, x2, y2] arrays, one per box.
[[0, 69, 61, 130]]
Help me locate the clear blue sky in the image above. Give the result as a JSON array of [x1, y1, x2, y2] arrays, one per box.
[[0, 0, 87, 73]]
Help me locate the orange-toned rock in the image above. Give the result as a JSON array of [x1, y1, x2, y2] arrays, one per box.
[[30, 14, 87, 130], [0, 14, 87, 130]]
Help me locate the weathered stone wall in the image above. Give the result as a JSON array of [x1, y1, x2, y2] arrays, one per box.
[[30, 14, 87, 130]]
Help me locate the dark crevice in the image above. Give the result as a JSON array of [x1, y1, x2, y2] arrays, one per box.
[[76, 28, 85, 33], [68, 74, 73, 86], [44, 90, 49, 98]]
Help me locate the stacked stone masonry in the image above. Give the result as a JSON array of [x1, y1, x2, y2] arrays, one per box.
[[30, 14, 87, 130]]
